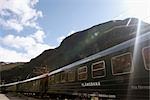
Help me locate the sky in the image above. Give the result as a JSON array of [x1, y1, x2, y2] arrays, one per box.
[[0, 0, 150, 62]]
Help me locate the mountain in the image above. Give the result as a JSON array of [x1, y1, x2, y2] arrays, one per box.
[[0, 62, 24, 72], [1, 18, 150, 83]]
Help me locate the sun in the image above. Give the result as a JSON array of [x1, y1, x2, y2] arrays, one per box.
[[124, 0, 150, 23]]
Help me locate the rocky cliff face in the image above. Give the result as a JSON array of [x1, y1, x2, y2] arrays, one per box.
[[1, 18, 150, 83]]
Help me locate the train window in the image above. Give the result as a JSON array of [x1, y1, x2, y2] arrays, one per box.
[[61, 72, 67, 82], [55, 73, 60, 83], [111, 52, 133, 75], [78, 66, 87, 80], [48, 76, 51, 84], [68, 70, 75, 82], [50, 75, 55, 84], [92, 61, 106, 78], [35, 80, 39, 89], [142, 46, 150, 70]]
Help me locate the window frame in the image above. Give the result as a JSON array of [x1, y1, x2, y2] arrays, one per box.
[[55, 73, 60, 83], [49, 75, 55, 84], [61, 71, 67, 83], [78, 66, 87, 80], [142, 46, 150, 70], [111, 52, 133, 76], [68, 70, 75, 82], [91, 60, 106, 78]]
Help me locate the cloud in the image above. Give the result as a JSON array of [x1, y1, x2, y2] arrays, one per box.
[[0, 46, 29, 62], [31, 30, 45, 43], [0, 0, 56, 62], [0, 30, 55, 62], [0, 0, 42, 32], [68, 30, 75, 36], [57, 36, 66, 43], [57, 30, 75, 43]]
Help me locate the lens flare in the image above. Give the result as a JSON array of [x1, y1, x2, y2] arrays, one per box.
[[126, 18, 142, 99], [124, 0, 150, 23]]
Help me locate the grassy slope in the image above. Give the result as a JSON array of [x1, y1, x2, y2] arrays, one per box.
[[0, 62, 24, 72]]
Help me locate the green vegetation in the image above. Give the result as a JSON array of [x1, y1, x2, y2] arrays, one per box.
[[0, 62, 24, 72]]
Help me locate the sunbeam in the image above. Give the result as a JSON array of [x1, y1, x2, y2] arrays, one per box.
[[127, 18, 142, 99]]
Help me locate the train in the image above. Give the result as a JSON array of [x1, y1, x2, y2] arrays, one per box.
[[0, 24, 150, 100]]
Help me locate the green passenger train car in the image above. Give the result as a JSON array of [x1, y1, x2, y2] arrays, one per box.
[[1, 24, 150, 100], [47, 31, 150, 99]]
